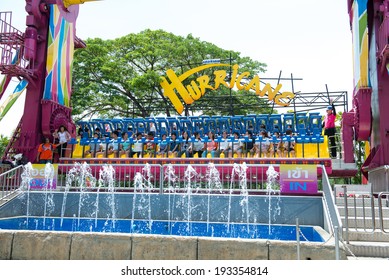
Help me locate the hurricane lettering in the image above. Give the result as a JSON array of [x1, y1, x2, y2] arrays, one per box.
[[160, 63, 294, 114]]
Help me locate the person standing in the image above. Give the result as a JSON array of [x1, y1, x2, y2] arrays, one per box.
[[36, 138, 57, 163], [53, 125, 71, 158], [323, 102, 337, 158]]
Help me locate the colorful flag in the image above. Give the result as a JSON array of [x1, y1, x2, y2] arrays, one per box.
[[0, 79, 28, 120]]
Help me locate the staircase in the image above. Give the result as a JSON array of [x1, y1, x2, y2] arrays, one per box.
[[335, 184, 389, 259], [1, 119, 22, 161]]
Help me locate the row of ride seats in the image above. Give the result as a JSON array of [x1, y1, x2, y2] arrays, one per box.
[[77, 113, 323, 138], [68, 130, 330, 159]]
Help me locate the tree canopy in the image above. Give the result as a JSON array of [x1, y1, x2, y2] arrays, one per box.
[[71, 29, 270, 121]]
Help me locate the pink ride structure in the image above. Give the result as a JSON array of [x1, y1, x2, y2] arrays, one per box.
[[0, 0, 89, 163], [342, 0, 389, 187]]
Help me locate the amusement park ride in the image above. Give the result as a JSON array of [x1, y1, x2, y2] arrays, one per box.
[[0, 0, 388, 187]]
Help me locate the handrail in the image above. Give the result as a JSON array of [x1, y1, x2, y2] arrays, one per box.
[[321, 165, 343, 236], [378, 192, 389, 233], [0, 165, 24, 203], [340, 184, 375, 243]]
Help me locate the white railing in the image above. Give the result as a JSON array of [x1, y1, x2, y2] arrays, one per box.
[[321, 165, 342, 235], [0, 165, 24, 204]]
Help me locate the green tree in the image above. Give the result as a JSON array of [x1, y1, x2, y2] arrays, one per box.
[[0, 134, 9, 158], [71, 29, 270, 120]]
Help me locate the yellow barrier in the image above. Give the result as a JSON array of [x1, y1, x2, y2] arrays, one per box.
[[295, 140, 329, 158], [71, 143, 90, 158]]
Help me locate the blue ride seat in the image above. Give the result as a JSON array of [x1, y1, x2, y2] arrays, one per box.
[[167, 117, 180, 134], [268, 114, 282, 133], [145, 118, 158, 135], [156, 117, 169, 136], [255, 115, 269, 134], [204, 117, 217, 134], [282, 113, 295, 133], [122, 118, 135, 134], [296, 113, 308, 132], [231, 116, 244, 134], [179, 118, 193, 135], [216, 117, 230, 134], [243, 115, 256, 132], [310, 127, 324, 144], [95, 119, 115, 135], [133, 118, 146, 134], [192, 117, 205, 135], [88, 119, 104, 135], [308, 112, 322, 134], [111, 119, 124, 131], [77, 120, 93, 137], [210, 116, 220, 134]]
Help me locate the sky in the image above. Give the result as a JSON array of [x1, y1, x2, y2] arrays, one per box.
[[0, 0, 354, 137]]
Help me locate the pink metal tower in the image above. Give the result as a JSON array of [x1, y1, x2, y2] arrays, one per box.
[[343, 0, 389, 187], [0, 0, 85, 162]]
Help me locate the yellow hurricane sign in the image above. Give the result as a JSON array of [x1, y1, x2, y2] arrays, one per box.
[[160, 64, 295, 114]]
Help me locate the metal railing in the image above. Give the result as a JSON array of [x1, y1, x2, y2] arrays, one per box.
[[327, 132, 343, 160], [0, 165, 24, 204], [378, 192, 389, 233], [55, 163, 276, 193], [336, 184, 389, 243], [56, 163, 163, 192], [161, 163, 273, 192], [340, 185, 375, 244], [378, 13, 389, 60], [321, 165, 342, 236]]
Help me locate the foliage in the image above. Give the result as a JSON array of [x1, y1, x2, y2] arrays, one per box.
[[0, 134, 9, 158], [71, 30, 269, 120]]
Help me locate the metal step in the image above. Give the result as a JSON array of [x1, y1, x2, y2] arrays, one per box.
[[335, 197, 386, 207], [335, 184, 389, 259], [347, 256, 389, 260], [344, 241, 389, 258], [346, 229, 389, 242], [0, 191, 20, 207], [341, 217, 389, 229], [337, 206, 389, 217]]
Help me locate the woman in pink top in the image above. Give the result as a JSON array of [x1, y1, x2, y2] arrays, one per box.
[[322, 103, 337, 158]]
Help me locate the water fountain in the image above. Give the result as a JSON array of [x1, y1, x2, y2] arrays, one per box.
[[205, 163, 222, 231], [131, 165, 154, 233], [42, 163, 55, 227], [265, 165, 281, 234], [0, 161, 343, 259], [98, 164, 116, 230]]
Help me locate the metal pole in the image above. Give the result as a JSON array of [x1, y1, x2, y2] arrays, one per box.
[[342, 185, 349, 243], [291, 73, 296, 116], [325, 84, 330, 103], [229, 52, 233, 116], [296, 218, 300, 260], [334, 226, 340, 260], [270, 71, 282, 115]]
